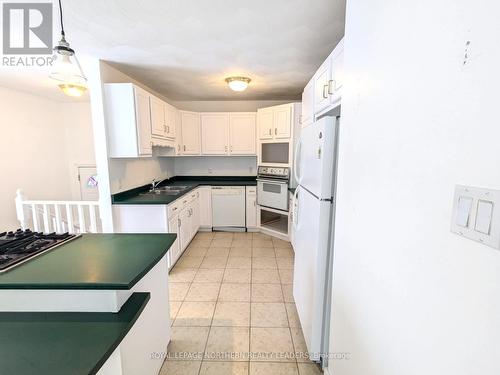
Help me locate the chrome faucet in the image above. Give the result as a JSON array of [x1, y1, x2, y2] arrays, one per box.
[[151, 177, 169, 192]]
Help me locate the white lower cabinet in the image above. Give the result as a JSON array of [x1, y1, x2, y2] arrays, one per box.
[[167, 214, 181, 268], [246, 186, 257, 229], [198, 187, 212, 228]]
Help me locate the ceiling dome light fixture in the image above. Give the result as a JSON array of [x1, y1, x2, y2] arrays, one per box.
[[49, 0, 87, 97], [225, 76, 251, 92]]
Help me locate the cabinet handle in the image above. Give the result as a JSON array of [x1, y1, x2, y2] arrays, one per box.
[[230, 145, 233, 152], [178, 218, 181, 227], [274, 128, 277, 135], [166, 125, 170, 133], [328, 80, 336, 95], [323, 84, 329, 99], [268, 129, 272, 135], [163, 125, 167, 132], [225, 145, 228, 152], [183, 145, 186, 151], [254, 200, 256, 207], [172, 207, 177, 211]]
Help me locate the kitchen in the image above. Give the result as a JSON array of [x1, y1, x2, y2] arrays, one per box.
[[1, 1, 499, 375]]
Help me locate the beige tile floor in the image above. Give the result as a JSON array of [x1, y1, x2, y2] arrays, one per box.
[[161, 231, 323, 375]]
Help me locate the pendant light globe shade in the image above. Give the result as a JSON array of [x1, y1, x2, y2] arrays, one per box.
[[50, 42, 87, 97], [225, 77, 251, 92]]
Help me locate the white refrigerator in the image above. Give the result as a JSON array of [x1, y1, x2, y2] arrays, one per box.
[[291, 115, 339, 364]]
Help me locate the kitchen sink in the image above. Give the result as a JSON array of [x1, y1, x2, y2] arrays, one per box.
[[139, 185, 190, 196]]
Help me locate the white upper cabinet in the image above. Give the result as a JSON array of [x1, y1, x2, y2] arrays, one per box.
[[164, 103, 177, 139], [313, 57, 332, 114], [258, 108, 274, 140], [258, 104, 294, 141], [301, 79, 314, 128], [273, 105, 292, 139], [180, 111, 201, 155], [201, 113, 230, 155], [104, 83, 152, 158], [150, 95, 166, 138], [309, 38, 344, 116], [229, 113, 256, 155], [329, 40, 344, 106]]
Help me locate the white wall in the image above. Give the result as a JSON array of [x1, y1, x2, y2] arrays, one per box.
[[174, 156, 257, 176], [330, 1, 500, 375], [0, 87, 95, 230]]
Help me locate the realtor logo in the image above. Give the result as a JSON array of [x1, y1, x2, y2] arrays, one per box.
[[2, 2, 52, 54]]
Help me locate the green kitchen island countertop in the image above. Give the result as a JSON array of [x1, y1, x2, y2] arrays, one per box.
[[0, 292, 150, 375], [0, 234, 176, 290]]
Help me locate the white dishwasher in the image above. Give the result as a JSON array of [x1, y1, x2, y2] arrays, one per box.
[[211, 186, 246, 230]]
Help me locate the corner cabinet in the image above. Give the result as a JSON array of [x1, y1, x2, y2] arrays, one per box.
[[258, 104, 293, 141], [104, 83, 152, 158], [180, 111, 201, 155]]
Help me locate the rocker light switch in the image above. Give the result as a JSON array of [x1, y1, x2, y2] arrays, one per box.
[[451, 185, 500, 250], [455, 196, 473, 228], [475, 200, 493, 234]]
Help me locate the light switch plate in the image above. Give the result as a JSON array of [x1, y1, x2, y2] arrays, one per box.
[[451, 185, 500, 249]]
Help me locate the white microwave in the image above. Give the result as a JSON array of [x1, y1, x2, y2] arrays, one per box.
[[259, 142, 290, 165]]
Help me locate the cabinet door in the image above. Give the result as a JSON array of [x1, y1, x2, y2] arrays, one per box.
[[246, 188, 257, 228], [165, 103, 177, 139], [274, 105, 291, 139], [258, 109, 274, 140], [191, 198, 200, 237], [175, 109, 182, 155], [133, 87, 152, 156], [150, 95, 166, 138], [180, 112, 201, 155], [330, 45, 344, 105], [313, 57, 332, 114], [301, 80, 314, 128], [201, 113, 230, 155], [179, 207, 191, 252], [168, 215, 181, 268], [198, 187, 212, 227], [230, 113, 256, 155]]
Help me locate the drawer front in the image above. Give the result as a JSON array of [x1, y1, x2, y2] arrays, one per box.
[[168, 201, 181, 217], [246, 186, 257, 194]]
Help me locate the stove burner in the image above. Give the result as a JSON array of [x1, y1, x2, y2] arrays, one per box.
[[0, 230, 78, 272]]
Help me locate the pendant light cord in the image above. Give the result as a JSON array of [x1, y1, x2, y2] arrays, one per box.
[[58, 0, 65, 37]]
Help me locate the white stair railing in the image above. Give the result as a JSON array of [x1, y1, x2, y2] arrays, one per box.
[[15, 189, 102, 234]]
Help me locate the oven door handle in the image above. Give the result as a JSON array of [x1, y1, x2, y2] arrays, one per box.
[[257, 178, 289, 185]]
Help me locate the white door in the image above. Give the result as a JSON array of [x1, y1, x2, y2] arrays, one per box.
[[313, 57, 332, 114], [165, 103, 177, 139], [150, 95, 166, 138], [168, 215, 181, 267], [134, 87, 152, 156], [258, 109, 274, 140], [230, 113, 256, 155], [274, 105, 291, 139], [292, 185, 332, 359], [296, 116, 336, 199], [301, 80, 314, 128], [78, 166, 99, 201], [180, 112, 201, 155], [201, 113, 230, 155], [198, 187, 212, 227], [245, 187, 257, 228]]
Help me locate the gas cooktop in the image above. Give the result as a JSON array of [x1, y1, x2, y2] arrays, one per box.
[[0, 229, 78, 272]]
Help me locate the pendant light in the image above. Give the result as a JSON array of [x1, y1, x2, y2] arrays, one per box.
[[225, 76, 251, 92], [49, 0, 87, 97]]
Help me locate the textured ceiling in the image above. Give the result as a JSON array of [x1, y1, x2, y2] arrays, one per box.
[[0, 0, 345, 101]]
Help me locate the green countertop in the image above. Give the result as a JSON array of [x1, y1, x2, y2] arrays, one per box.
[[112, 176, 257, 205], [0, 292, 149, 375], [0, 234, 175, 289]]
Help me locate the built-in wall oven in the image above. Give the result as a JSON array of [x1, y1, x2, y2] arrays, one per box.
[[256, 166, 290, 211]]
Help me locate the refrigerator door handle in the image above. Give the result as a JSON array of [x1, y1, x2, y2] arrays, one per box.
[[293, 137, 302, 184]]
